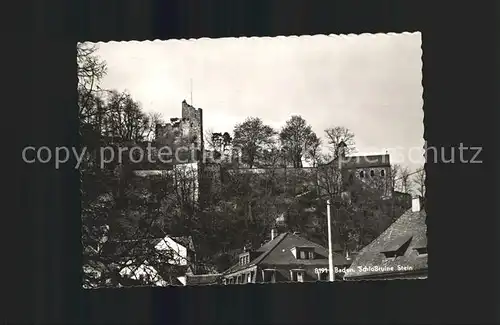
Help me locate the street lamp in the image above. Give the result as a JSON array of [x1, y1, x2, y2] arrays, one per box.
[[326, 199, 335, 282], [297, 190, 340, 282]]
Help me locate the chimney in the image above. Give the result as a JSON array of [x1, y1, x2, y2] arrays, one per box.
[[412, 196, 422, 212], [271, 228, 277, 241]]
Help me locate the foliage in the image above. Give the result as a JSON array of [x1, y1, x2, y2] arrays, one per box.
[[324, 126, 356, 157], [232, 117, 277, 168], [279, 115, 319, 168], [79, 45, 414, 286]]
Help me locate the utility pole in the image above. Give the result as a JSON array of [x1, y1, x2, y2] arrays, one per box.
[[326, 199, 335, 281]]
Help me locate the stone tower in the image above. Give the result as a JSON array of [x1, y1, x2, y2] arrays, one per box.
[[154, 100, 204, 164]]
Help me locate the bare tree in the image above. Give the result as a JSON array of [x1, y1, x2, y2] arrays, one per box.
[[99, 90, 151, 143], [313, 158, 393, 252], [77, 43, 107, 121], [324, 126, 356, 158], [145, 112, 164, 141], [390, 164, 402, 191], [82, 161, 205, 288], [315, 153, 344, 200], [413, 167, 426, 197], [399, 166, 412, 194]]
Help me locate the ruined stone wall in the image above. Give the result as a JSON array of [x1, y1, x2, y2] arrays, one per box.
[[202, 163, 222, 191], [155, 100, 203, 164], [182, 100, 203, 152]]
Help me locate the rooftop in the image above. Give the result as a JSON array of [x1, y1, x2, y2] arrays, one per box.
[[223, 232, 349, 275], [324, 154, 391, 169], [344, 207, 427, 279]]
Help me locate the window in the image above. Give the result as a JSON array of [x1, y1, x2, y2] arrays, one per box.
[[299, 250, 306, 259], [370, 170, 375, 177], [382, 251, 398, 258], [318, 271, 329, 281], [295, 247, 315, 260], [263, 270, 276, 283], [382, 236, 412, 259], [380, 169, 385, 177], [240, 254, 250, 265], [291, 270, 304, 282], [415, 247, 427, 255], [359, 171, 365, 178]]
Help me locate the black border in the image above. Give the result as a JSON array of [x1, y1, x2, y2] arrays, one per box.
[[10, 0, 498, 323]]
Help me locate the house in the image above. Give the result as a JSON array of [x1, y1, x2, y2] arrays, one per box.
[[222, 231, 351, 284], [343, 196, 427, 280], [98, 235, 197, 286]]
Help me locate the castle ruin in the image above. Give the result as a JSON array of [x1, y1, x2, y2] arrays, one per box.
[[155, 100, 203, 164]]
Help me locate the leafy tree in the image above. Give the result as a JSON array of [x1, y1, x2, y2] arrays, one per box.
[[279, 115, 318, 168], [232, 117, 276, 168], [204, 129, 233, 162], [306, 135, 322, 167]]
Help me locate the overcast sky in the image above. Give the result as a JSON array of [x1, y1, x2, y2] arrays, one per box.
[[92, 32, 423, 171]]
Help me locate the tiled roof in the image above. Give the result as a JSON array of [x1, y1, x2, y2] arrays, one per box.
[[412, 236, 427, 249], [324, 154, 390, 169], [382, 233, 413, 252], [223, 232, 349, 275], [344, 208, 427, 279]]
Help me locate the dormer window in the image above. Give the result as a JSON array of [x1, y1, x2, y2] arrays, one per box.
[[381, 236, 412, 259], [299, 250, 306, 259], [291, 246, 315, 260], [370, 170, 375, 177], [413, 236, 427, 256], [239, 253, 250, 265], [415, 247, 427, 255], [380, 169, 385, 177]]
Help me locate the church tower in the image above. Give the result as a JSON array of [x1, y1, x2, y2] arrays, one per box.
[[337, 140, 347, 159]]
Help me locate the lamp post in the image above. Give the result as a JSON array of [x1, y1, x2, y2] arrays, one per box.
[[326, 199, 335, 282]]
